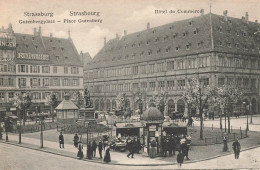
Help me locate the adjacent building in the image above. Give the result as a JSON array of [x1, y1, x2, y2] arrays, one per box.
[[84, 10, 260, 116], [0, 25, 84, 111]]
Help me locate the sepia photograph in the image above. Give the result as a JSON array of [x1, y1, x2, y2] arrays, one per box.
[[0, 0, 260, 169]]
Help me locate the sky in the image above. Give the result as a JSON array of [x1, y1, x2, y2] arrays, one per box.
[[1, 0, 260, 58]]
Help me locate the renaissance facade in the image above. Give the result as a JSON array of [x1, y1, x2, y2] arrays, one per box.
[[0, 25, 84, 111], [84, 11, 260, 116]]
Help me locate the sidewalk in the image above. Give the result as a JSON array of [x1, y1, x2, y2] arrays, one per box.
[[1, 131, 260, 166]]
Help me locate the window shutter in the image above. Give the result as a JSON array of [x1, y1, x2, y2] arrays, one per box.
[[26, 65, 28, 72], [18, 65, 20, 72], [50, 78, 53, 86], [30, 66, 32, 73], [38, 79, 41, 86], [38, 66, 40, 73]]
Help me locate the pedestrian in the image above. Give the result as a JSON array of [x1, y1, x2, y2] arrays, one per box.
[[136, 138, 142, 154], [161, 137, 167, 157], [232, 138, 241, 159], [181, 140, 190, 160], [92, 140, 97, 158], [104, 146, 111, 163], [177, 151, 184, 168], [98, 139, 103, 159], [169, 136, 176, 156], [150, 139, 157, 158], [59, 132, 64, 148], [87, 141, 92, 159], [223, 136, 228, 152], [127, 139, 135, 158], [77, 141, 84, 159], [73, 133, 79, 148]]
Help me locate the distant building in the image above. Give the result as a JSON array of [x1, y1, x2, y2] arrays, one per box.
[[84, 11, 260, 116], [80, 52, 92, 69], [0, 25, 84, 111]]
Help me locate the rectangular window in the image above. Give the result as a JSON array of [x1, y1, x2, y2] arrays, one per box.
[[218, 78, 225, 86], [140, 65, 147, 74], [167, 61, 175, 70], [141, 82, 147, 90], [133, 66, 138, 75], [158, 81, 165, 91], [19, 78, 26, 87], [0, 92, 4, 99], [72, 79, 79, 86], [19, 65, 28, 73], [0, 78, 3, 86], [30, 65, 40, 73], [42, 66, 50, 73], [64, 67, 68, 74], [157, 63, 164, 72], [71, 67, 79, 74], [63, 79, 69, 86], [8, 92, 14, 99], [177, 60, 185, 70], [167, 80, 175, 90], [243, 78, 249, 88], [53, 78, 60, 86], [43, 78, 49, 86], [8, 78, 14, 86], [177, 80, 185, 90], [149, 64, 155, 73], [200, 78, 209, 86], [53, 66, 57, 73], [251, 79, 256, 89], [149, 82, 156, 91]]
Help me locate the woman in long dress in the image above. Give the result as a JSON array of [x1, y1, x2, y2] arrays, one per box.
[[150, 139, 157, 158], [104, 146, 111, 162], [77, 141, 84, 159]]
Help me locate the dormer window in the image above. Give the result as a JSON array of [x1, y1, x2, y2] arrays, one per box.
[[125, 55, 129, 59], [198, 41, 204, 47], [164, 35, 169, 41], [244, 45, 248, 50], [186, 43, 191, 49], [56, 56, 59, 60], [218, 41, 222, 46], [132, 43, 136, 47], [176, 46, 180, 51], [235, 43, 240, 48], [228, 19, 232, 24], [227, 29, 231, 33], [139, 42, 142, 46], [173, 33, 178, 39], [23, 36, 26, 39], [193, 28, 199, 34], [65, 56, 68, 59], [140, 51, 144, 56], [146, 40, 150, 45], [236, 31, 239, 36], [58, 40, 61, 43], [25, 44, 29, 48], [165, 47, 170, 53], [155, 37, 159, 42], [61, 47, 64, 51], [242, 32, 246, 37], [35, 45, 38, 49], [32, 37, 35, 40], [137, 34, 140, 37], [148, 50, 152, 56], [183, 32, 188, 37], [152, 29, 156, 34], [118, 56, 122, 60], [52, 47, 56, 50], [169, 26, 173, 30], [50, 39, 53, 42], [188, 20, 193, 25], [157, 48, 161, 53]]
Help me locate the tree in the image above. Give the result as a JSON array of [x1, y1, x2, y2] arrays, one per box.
[[115, 93, 129, 117], [45, 93, 58, 122], [13, 92, 32, 144], [147, 91, 168, 114], [216, 84, 243, 133], [182, 78, 217, 140]]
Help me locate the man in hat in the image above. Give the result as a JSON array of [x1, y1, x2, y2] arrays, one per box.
[[59, 132, 64, 148], [232, 138, 241, 159], [98, 139, 103, 159]]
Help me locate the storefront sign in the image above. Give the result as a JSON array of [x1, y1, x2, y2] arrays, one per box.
[[0, 40, 16, 47], [17, 52, 49, 60]]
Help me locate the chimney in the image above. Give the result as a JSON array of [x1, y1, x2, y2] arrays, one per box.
[[80, 51, 83, 62], [147, 22, 150, 29], [104, 37, 106, 45], [33, 27, 37, 36], [124, 30, 127, 36], [201, 9, 204, 15], [38, 26, 42, 35], [116, 33, 119, 39], [223, 10, 228, 21], [245, 12, 249, 23], [68, 29, 71, 39], [50, 33, 53, 37]]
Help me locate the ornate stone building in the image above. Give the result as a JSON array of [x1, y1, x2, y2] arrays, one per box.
[[0, 25, 84, 111], [84, 11, 260, 116]]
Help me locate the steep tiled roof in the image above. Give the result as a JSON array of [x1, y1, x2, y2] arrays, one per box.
[[55, 99, 79, 110], [87, 13, 260, 70], [14, 33, 82, 66], [82, 52, 92, 69]]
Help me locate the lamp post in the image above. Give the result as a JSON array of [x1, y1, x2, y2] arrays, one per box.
[[243, 102, 249, 131], [250, 104, 253, 124]]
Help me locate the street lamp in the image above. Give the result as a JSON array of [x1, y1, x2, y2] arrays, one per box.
[[243, 102, 249, 131], [250, 104, 253, 124]]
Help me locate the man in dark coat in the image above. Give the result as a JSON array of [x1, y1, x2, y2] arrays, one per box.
[[59, 132, 64, 148], [127, 139, 135, 158], [232, 138, 241, 159], [92, 140, 97, 158], [87, 141, 92, 159], [181, 141, 190, 160], [169, 136, 176, 156], [98, 139, 103, 159], [177, 151, 184, 168], [73, 133, 79, 148]]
